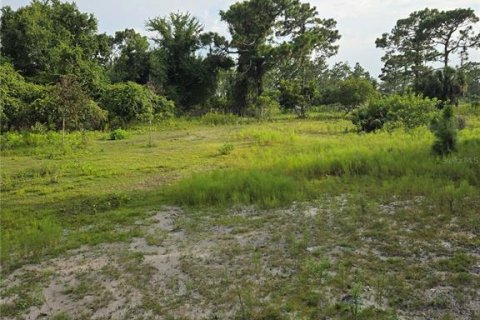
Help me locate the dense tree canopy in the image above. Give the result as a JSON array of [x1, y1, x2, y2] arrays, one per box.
[[221, 0, 340, 115], [147, 13, 233, 112], [377, 8, 480, 103], [0, 0, 110, 83], [0, 0, 478, 133], [109, 29, 151, 84]]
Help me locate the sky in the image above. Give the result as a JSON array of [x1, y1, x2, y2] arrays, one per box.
[[2, 0, 480, 78]]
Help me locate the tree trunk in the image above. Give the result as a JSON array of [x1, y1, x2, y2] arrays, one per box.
[[62, 115, 65, 146], [443, 46, 450, 103]]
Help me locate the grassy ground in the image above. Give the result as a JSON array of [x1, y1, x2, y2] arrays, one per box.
[[1, 108, 479, 319]]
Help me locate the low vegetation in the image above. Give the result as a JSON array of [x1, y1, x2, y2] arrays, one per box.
[[1, 0, 480, 319], [1, 106, 480, 318]]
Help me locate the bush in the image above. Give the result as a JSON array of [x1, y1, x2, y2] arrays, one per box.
[[101, 82, 174, 126], [152, 95, 175, 119], [456, 115, 467, 130], [430, 105, 457, 156], [351, 93, 437, 132], [252, 94, 281, 120], [336, 76, 378, 112], [218, 143, 234, 155], [278, 80, 317, 117], [30, 76, 107, 131], [110, 129, 129, 140], [0, 63, 46, 131]]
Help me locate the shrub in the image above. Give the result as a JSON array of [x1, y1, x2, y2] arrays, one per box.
[[456, 115, 467, 130], [335, 76, 378, 112], [152, 95, 175, 119], [110, 129, 129, 140], [101, 82, 174, 126], [21, 75, 108, 132], [430, 105, 457, 156], [278, 80, 317, 118], [0, 63, 46, 131], [218, 143, 234, 155], [101, 82, 150, 125], [252, 94, 281, 120], [351, 93, 437, 132]]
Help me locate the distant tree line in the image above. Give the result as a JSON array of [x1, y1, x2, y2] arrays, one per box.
[[376, 8, 480, 106], [1, 0, 479, 132]]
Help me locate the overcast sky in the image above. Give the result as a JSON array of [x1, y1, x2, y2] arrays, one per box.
[[3, 0, 480, 78]]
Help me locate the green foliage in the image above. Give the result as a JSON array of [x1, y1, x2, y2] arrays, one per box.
[[218, 143, 235, 155], [100, 82, 156, 125], [152, 94, 175, 119], [351, 93, 437, 132], [52, 75, 107, 131], [438, 252, 475, 273], [0, 63, 46, 131], [253, 94, 281, 120], [335, 76, 378, 112], [1, 217, 63, 265], [170, 169, 300, 208], [0, 131, 90, 151], [430, 105, 458, 156], [278, 80, 317, 117], [0, 0, 109, 81], [147, 13, 233, 111], [279, 80, 303, 110], [221, 0, 339, 115], [376, 8, 439, 93], [109, 29, 150, 84], [109, 129, 129, 140], [415, 67, 467, 106], [377, 8, 480, 99], [317, 62, 377, 108], [201, 112, 247, 126], [0, 68, 106, 132]]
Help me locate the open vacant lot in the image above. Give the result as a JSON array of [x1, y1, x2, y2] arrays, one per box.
[[1, 110, 479, 319]]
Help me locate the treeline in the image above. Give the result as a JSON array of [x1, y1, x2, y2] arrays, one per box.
[[1, 0, 479, 132], [376, 8, 480, 105]]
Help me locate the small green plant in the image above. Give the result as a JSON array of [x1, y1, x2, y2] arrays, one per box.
[[345, 282, 363, 319], [430, 105, 457, 156], [109, 129, 129, 140], [218, 143, 234, 155]]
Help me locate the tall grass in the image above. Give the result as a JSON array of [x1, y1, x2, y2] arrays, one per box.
[[170, 169, 302, 208], [168, 127, 480, 208], [2, 109, 479, 271], [1, 217, 63, 266]]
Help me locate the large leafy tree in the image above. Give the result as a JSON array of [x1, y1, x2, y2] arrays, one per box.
[[377, 7, 480, 103], [147, 13, 232, 112], [461, 62, 480, 103], [109, 29, 151, 84], [375, 8, 438, 92], [420, 8, 480, 70], [50, 75, 106, 135], [420, 9, 480, 101], [0, 0, 110, 83], [221, 0, 339, 115]]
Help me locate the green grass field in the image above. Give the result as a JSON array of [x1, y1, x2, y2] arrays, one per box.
[[1, 108, 479, 319]]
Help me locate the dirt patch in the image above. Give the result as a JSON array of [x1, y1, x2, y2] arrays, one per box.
[[1, 200, 479, 320]]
